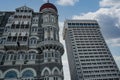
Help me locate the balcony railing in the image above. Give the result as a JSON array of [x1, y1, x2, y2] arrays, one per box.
[[4, 41, 28, 50]]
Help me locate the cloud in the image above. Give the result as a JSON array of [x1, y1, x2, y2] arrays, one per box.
[[113, 56, 120, 69], [100, 0, 120, 7], [72, 7, 120, 39], [106, 38, 120, 47], [56, 0, 79, 6]]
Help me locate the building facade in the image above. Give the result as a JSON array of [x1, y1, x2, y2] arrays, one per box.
[[63, 20, 120, 80], [0, 2, 64, 80]]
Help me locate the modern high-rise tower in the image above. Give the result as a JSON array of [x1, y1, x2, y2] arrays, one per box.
[[63, 20, 120, 80], [0, 2, 64, 80]]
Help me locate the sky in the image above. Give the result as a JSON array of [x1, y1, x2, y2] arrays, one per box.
[[0, 0, 120, 80]]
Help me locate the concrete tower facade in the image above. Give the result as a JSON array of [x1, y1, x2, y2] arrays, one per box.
[[63, 20, 120, 80], [0, 2, 64, 80]]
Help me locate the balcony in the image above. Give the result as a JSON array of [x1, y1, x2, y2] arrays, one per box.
[[37, 41, 64, 55], [4, 41, 28, 50]]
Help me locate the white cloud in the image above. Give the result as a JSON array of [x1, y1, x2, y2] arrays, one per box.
[[72, 6, 120, 39], [113, 56, 120, 69], [100, 0, 120, 7], [56, 0, 79, 6], [106, 38, 120, 47]]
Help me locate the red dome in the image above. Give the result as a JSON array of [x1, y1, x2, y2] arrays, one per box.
[[40, 3, 57, 12]]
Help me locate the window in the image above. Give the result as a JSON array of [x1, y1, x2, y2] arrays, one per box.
[[54, 77, 58, 80], [16, 10, 19, 12], [5, 51, 15, 61], [5, 71, 17, 79], [7, 36, 12, 41], [54, 69, 59, 75], [24, 21, 28, 24], [0, 39, 2, 44], [18, 36, 22, 41], [23, 36, 27, 41], [43, 15, 49, 23], [27, 54, 35, 60], [14, 21, 19, 24], [51, 15, 55, 23], [44, 70, 49, 76], [4, 26, 10, 32], [0, 52, 3, 61], [31, 27, 37, 32], [17, 51, 25, 60], [44, 77, 49, 80], [22, 70, 34, 78], [13, 36, 17, 42], [30, 38, 37, 45], [45, 53, 47, 57]]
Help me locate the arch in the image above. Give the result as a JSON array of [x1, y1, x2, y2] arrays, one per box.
[[6, 50, 15, 54], [22, 70, 34, 78], [0, 70, 3, 78], [29, 36, 39, 40], [44, 70, 49, 76], [27, 49, 38, 54], [29, 37, 38, 45], [3, 69, 19, 79], [16, 50, 26, 60], [52, 67, 60, 75], [21, 68, 36, 78], [17, 50, 26, 54], [0, 50, 5, 53], [41, 67, 51, 76]]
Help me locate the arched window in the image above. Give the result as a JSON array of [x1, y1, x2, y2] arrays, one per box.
[[31, 27, 37, 32], [54, 77, 58, 80], [17, 51, 25, 60], [51, 15, 55, 23], [44, 70, 49, 76], [30, 38, 37, 45], [43, 15, 49, 23], [5, 51, 15, 61], [45, 17, 48, 22], [54, 69, 59, 75], [29, 51, 36, 59], [5, 71, 17, 79], [22, 70, 34, 78]]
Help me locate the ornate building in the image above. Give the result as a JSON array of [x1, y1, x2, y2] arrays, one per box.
[[0, 2, 64, 80]]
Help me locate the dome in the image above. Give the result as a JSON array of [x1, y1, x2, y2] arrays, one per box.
[[40, 3, 58, 12]]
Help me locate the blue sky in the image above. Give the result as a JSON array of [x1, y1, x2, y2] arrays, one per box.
[[0, 0, 120, 80]]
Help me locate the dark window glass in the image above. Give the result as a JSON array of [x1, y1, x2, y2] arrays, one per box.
[[5, 71, 17, 79], [22, 70, 34, 78]]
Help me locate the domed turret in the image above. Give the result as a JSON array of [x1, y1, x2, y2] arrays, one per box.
[[40, 2, 58, 12]]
